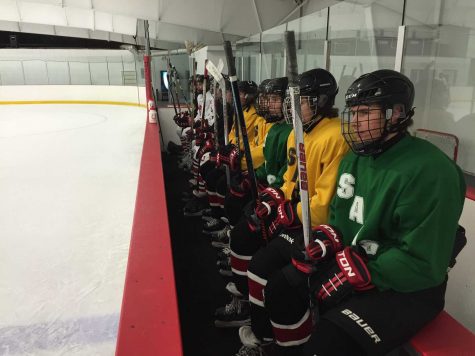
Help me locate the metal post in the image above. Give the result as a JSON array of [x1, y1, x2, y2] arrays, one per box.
[[21, 61, 26, 84], [323, 40, 331, 71], [106, 59, 110, 85], [394, 25, 406, 72], [88, 62, 92, 84]]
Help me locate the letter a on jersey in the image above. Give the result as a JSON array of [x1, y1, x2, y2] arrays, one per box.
[[349, 195, 364, 224]]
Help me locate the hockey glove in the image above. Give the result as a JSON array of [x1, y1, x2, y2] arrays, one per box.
[[291, 224, 344, 275], [311, 246, 374, 309], [196, 139, 215, 159], [244, 188, 286, 233], [193, 120, 202, 129], [254, 187, 286, 219], [173, 112, 191, 128], [216, 144, 240, 171], [195, 131, 213, 146], [267, 201, 302, 238], [229, 174, 252, 198]]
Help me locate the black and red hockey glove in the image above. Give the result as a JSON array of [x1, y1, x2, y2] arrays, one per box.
[[254, 187, 286, 219], [173, 112, 191, 128], [229, 174, 252, 198], [193, 119, 202, 129], [291, 224, 344, 275], [310, 246, 374, 309], [195, 131, 214, 146], [267, 200, 302, 238], [196, 139, 215, 159], [216, 144, 240, 171]]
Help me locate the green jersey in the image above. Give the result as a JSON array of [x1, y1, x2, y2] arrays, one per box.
[[330, 135, 466, 292], [256, 122, 293, 188]]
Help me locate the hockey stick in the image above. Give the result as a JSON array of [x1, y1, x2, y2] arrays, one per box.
[[206, 60, 231, 187], [188, 59, 198, 165], [221, 79, 231, 187], [200, 59, 209, 131], [223, 41, 258, 201], [151, 82, 165, 149], [171, 65, 182, 114], [166, 56, 179, 115], [212, 79, 219, 148], [284, 31, 311, 248], [174, 67, 192, 113]]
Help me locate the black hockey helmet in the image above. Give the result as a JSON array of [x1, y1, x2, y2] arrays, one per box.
[[345, 69, 415, 117], [258, 79, 272, 94], [238, 80, 258, 107], [284, 68, 338, 131], [264, 76, 288, 98], [262, 77, 288, 122], [256, 79, 271, 117], [342, 69, 415, 155], [298, 68, 338, 108], [195, 74, 205, 83], [238, 80, 258, 95]]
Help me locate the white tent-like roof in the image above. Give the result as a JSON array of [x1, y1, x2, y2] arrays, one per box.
[[0, 0, 338, 49]]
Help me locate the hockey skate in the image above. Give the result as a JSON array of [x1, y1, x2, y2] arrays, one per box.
[[238, 326, 277, 355], [181, 191, 193, 202], [216, 246, 231, 261], [235, 345, 263, 356], [167, 141, 183, 155], [217, 257, 232, 277], [203, 216, 228, 235], [183, 197, 209, 217], [210, 224, 231, 248], [214, 295, 250, 327], [178, 156, 192, 171]]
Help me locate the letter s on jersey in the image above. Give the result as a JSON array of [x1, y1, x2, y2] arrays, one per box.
[[337, 173, 355, 199]]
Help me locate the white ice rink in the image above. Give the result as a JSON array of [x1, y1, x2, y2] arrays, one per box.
[[0, 104, 146, 355]]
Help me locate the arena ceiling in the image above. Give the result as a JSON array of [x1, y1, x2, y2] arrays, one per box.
[[0, 0, 338, 49]]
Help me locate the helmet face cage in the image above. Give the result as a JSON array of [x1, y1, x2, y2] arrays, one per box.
[[343, 70, 415, 155], [255, 92, 269, 117], [341, 104, 390, 155], [283, 95, 321, 129], [263, 93, 284, 122], [259, 77, 287, 122]]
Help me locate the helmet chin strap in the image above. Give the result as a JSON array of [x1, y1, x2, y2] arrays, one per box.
[[303, 113, 324, 133]]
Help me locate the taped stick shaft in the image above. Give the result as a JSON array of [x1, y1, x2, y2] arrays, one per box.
[[167, 58, 178, 115], [200, 59, 209, 129], [223, 41, 258, 201], [212, 80, 219, 148], [285, 31, 312, 248], [221, 78, 231, 187], [172, 66, 182, 114]]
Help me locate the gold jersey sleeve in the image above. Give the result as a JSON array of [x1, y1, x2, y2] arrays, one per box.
[[228, 105, 260, 150]]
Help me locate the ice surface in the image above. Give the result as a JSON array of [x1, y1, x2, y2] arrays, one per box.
[[0, 104, 146, 355]]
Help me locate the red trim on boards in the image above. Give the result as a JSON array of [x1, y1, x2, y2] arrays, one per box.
[[116, 121, 183, 356], [467, 186, 475, 201], [409, 311, 475, 355]]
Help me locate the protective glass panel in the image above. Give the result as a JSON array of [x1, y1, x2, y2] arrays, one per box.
[[402, 24, 475, 175], [23, 60, 48, 84], [328, 0, 403, 113], [47, 61, 70, 84]]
